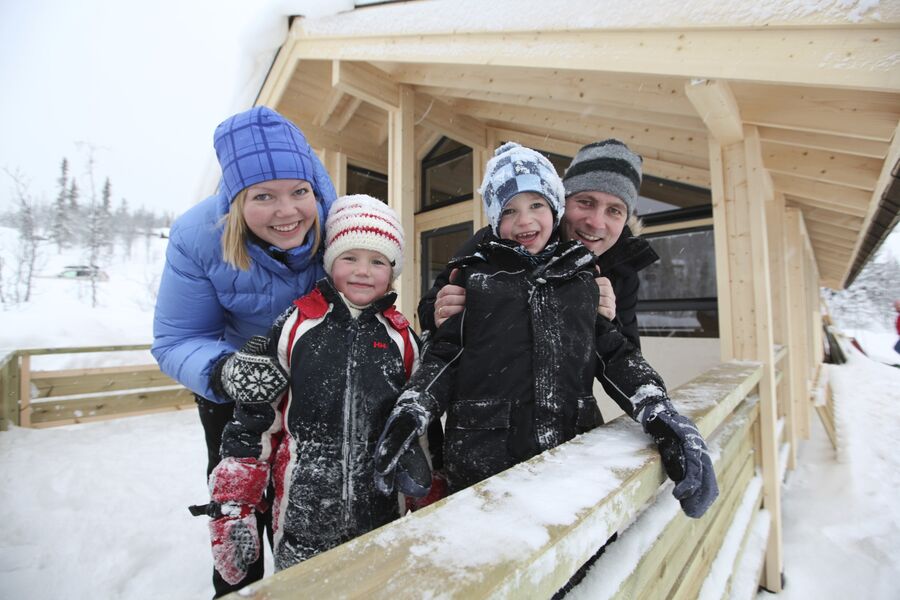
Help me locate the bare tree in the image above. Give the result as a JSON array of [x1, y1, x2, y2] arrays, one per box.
[[51, 158, 73, 252], [2, 168, 41, 304]]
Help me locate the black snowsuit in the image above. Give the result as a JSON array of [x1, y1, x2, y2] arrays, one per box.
[[217, 278, 420, 571], [400, 236, 671, 492], [417, 224, 658, 348]]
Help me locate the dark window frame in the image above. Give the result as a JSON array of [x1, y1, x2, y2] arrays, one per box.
[[420, 221, 474, 295], [419, 137, 474, 213]]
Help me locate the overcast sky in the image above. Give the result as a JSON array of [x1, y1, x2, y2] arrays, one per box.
[[0, 0, 352, 217]]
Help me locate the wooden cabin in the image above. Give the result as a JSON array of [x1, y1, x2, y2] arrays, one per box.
[[2, 1, 897, 598], [240, 2, 900, 596]]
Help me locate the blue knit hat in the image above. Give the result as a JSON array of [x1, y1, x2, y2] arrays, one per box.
[[214, 106, 330, 204], [478, 142, 566, 235]]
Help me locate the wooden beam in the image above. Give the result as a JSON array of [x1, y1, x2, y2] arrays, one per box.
[[322, 149, 348, 197], [685, 79, 743, 145], [256, 37, 300, 108], [801, 209, 863, 233], [388, 63, 698, 117], [709, 140, 734, 361], [417, 84, 705, 132], [314, 88, 345, 127], [758, 126, 890, 159], [332, 97, 362, 132], [291, 26, 900, 92], [743, 125, 783, 592], [491, 126, 712, 188], [454, 99, 708, 162], [415, 94, 487, 150], [805, 218, 864, 240], [762, 144, 882, 191], [333, 60, 399, 111], [282, 113, 387, 172], [773, 173, 869, 216], [388, 85, 416, 318], [784, 208, 812, 440], [735, 82, 900, 141]]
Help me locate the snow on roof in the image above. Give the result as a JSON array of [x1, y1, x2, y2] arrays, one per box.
[[302, 0, 894, 38]]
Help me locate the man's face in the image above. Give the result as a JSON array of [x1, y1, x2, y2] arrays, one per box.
[[560, 191, 628, 256]]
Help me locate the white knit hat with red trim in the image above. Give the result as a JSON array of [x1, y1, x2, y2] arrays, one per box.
[[323, 194, 405, 279]]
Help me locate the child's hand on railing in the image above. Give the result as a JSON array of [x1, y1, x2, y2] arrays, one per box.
[[374, 406, 432, 497], [644, 408, 719, 518]]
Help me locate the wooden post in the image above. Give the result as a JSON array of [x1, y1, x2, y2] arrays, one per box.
[[471, 128, 496, 232], [709, 128, 783, 592], [389, 85, 416, 319], [742, 125, 784, 591], [323, 149, 348, 197], [19, 353, 31, 428], [767, 192, 798, 470], [784, 208, 812, 440]]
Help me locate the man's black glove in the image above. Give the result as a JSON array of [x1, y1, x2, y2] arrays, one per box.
[[374, 408, 432, 498], [644, 409, 719, 518], [212, 335, 288, 405]]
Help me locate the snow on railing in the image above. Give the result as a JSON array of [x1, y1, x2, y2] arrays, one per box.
[[230, 361, 766, 600]]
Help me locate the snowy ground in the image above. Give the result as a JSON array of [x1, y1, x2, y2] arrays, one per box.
[[1, 233, 899, 598]]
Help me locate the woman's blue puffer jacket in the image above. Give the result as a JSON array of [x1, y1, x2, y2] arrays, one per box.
[[152, 190, 334, 403]]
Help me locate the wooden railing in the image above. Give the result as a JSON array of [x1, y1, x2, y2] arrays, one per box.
[[0, 345, 192, 429], [229, 361, 769, 599]]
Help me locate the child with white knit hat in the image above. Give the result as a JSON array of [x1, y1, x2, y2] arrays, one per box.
[[210, 194, 445, 579]]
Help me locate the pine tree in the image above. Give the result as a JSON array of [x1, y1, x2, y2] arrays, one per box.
[[99, 177, 113, 251], [51, 158, 72, 252]]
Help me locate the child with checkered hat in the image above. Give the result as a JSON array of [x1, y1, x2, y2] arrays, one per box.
[[375, 143, 717, 522], [206, 195, 445, 583]]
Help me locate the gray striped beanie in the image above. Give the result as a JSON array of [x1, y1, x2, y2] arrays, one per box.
[[563, 140, 643, 217]]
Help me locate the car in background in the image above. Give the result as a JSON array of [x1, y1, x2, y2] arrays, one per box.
[[56, 265, 109, 281]]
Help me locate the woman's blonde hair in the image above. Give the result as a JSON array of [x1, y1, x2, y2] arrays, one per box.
[[221, 188, 322, 271]]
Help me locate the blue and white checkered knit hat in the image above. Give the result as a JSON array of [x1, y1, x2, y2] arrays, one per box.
[[213, 106, 336, 207], [478, 142, 565, 235]]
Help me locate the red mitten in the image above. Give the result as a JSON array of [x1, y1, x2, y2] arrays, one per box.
[[210, 504, 259, 585], [405, 471, 449, 512], [208, 458, 269, 585]]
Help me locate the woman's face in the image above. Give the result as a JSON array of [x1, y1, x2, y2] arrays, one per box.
[[241, 179, 317, 250]]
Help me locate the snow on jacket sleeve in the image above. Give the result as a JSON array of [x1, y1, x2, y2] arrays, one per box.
[[152, 217, 235, 403], [593, 317, 674, 429], [394, 311, 466, 433]]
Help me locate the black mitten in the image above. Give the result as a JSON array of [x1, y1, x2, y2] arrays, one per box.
[[374, 408, 427, 495], [212, 335, 288, 405], [644, 409, 719, 518]]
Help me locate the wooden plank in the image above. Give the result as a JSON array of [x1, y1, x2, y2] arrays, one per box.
[[231, 362, 761, 599], [15, 343, 151, 356], [333, 60, 399, 111], [415, 93, 487, 150], [31, 402, 198, 429], [418, 84, 705, 132], [720, 481, 766, 599], [31, 366, 179, 399], [670, 450, 756, 600], [323, 149, 348, 197], [257, 37, 300, 108], [388, 63, 698, 118], [314, 87, 345, 127], [795, 207, 865, 232], [762, 143, 882, 191], [281, 111, 387, 172], [0, 351, 20, 429], [332, 96, 362, 132], [610, 399, 757, 600], [685, 79, 744, 145], [744, 125, 783, 591], [758, 126, 889, 159], [19, 354, 31, 428], [735, 82, 900, 141], [28, 387, 194, 426], [389, 85, 416, 319], [774, 174, 869, 217], [291, 27, 900, 92], [454, 99, 708, 161], [709, 140, 734, 361]]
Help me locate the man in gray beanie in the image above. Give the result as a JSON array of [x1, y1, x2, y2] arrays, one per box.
[[420, 138, 657, 348]]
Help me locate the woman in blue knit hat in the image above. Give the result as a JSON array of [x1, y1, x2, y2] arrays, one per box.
[[152, 105, 337, 597]]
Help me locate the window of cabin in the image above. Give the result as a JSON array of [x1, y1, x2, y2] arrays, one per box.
[[421, 137, 473, 211], [346, 165, 388, 201], [420, 222, 474, 294], [636, 178, 717, 338]]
